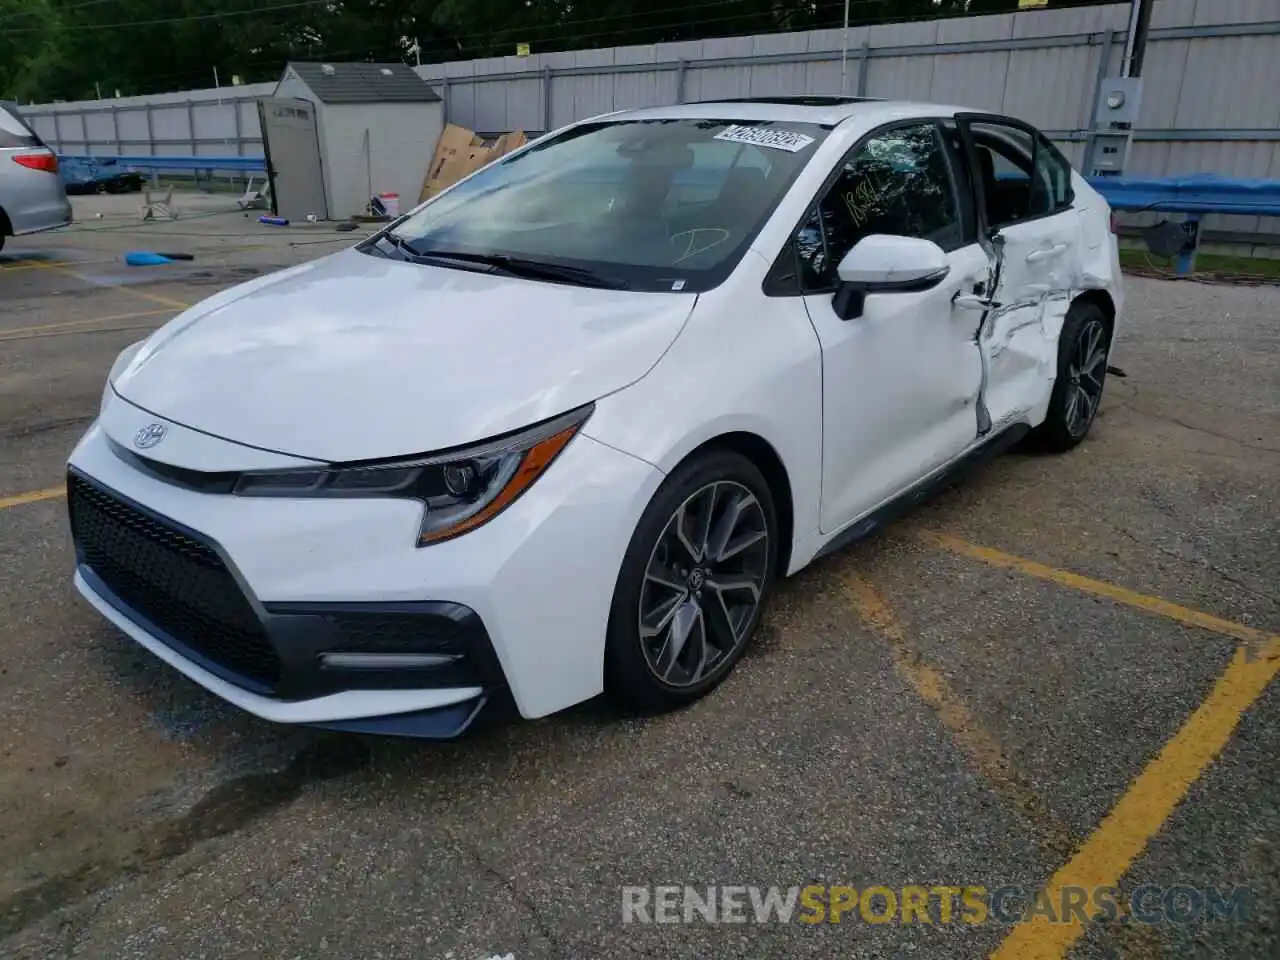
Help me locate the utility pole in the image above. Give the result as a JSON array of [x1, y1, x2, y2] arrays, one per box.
[[1120, 0, 1154, 78], [839, 0, 850, 95]]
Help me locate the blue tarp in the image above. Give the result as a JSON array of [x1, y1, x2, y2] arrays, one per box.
[[59, 156, 125, 187]]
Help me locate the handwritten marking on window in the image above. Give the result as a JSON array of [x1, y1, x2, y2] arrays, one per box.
[[841, 168, 893, 229], [671, 228, 732, 263]]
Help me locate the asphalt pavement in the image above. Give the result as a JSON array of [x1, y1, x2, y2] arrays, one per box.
[[0, 194, 1276, 960]]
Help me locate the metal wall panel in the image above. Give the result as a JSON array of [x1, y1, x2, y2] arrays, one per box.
[[1008, 45, 1099, 128], [116, 109, 149, 146], [1176, 35, 1280, 129], [928, 52, 1010, 112], [1138, 38, 1191, 129], [685, 64, 750, 102], [82, 110, 115, 144], [20, 84, 274, 158], [1191, 0, 1279, 26], [867, 55, 936, 101]]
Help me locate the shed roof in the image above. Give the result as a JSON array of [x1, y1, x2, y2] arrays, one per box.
[[281, 62, 441, 104]]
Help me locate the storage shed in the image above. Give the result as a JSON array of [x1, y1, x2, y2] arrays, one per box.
[[271, 61, 443, 220]]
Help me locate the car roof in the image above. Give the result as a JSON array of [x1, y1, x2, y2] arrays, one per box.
[[592, 97, 974, 129]]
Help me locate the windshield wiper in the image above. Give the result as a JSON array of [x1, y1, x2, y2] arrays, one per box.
[[361, 232, 412, 260], [374, 232, 421, 259], [408, 248, 629, 290]]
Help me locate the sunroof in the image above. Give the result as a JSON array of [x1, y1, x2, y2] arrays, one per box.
[[688, 96, 884, 106]]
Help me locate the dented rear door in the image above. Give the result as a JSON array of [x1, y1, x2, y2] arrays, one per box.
[[955, 114, 1080, 435], [979, 210, 1081, 431]]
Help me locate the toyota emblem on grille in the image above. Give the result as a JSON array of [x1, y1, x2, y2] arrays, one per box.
[[133, 423, 168, 450]]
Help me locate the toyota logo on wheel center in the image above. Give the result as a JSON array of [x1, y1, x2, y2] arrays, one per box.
[[133, 423, 168, 449]]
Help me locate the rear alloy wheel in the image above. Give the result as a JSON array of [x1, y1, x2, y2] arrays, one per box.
[[605, 450, 777, 712], [1033, 301, 1111, 452]]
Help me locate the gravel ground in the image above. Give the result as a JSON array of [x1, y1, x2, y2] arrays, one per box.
[[0, 194, 1276, 960]]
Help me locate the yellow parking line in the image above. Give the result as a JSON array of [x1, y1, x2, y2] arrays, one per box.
[[0, 487, 65, 510], [841, 574, 1077, 858], [0, 307, 174, 341], [909, 530, 1280, 957], [32, 260, 191, 311], [990, 634, 1280, 959], [920, 530, 1276, 650], [0, 258, 108, 273]]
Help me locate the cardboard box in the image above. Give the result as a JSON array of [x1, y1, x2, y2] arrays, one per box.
[[419, 125, 530, 202], [419, 124, 482, 201], [489, 130, 529, 159]]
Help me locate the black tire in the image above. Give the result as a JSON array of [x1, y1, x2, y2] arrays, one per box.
[[605, 448, 778, 713], [1031, 300, 1111, 453]]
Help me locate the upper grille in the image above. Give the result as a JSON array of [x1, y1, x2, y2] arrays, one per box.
[[68, 472, 281, 688]]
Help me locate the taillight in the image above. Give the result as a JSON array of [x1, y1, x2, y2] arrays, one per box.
[[13, 151, 59, 174], [1109, 211, 1119, 234]]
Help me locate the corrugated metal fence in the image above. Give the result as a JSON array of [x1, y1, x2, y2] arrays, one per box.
[[19, 83, 276, 161], [16, 0, 1280, 243]]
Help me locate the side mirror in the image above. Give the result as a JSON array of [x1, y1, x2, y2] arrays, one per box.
[[832, 235, 951, 321]]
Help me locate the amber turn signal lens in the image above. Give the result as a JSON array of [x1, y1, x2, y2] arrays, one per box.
[[418, 424, 580, 545]]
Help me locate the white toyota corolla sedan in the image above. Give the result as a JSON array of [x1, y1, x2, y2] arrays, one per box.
[[67, 96, 1122, 737]]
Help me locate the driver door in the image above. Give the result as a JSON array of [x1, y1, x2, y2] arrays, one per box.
[[797, 121, 991, 534]]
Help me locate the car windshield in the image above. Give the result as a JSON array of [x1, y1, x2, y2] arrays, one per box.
[[376, 117, 830, 292]]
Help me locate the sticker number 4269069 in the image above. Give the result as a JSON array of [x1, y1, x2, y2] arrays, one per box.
[[713, 124, 816, 153]]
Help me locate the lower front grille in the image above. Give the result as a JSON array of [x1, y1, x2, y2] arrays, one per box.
[[321, 611, 471, 655], [68, 471, 281, 688]]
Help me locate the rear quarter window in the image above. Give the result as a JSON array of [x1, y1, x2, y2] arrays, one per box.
[[0, 105, 43, 149]]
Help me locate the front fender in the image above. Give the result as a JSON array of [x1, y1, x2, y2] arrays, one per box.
[[582, 271, 825, 574]]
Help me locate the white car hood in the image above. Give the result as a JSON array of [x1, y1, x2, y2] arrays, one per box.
[[112, 248, 695, 462]]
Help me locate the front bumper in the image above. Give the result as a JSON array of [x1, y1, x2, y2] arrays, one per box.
[[67, 395, 664, 731], [74, 566, 500, 737]]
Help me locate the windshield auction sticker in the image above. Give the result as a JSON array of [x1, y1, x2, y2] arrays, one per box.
[[714, 124, 816, 153]]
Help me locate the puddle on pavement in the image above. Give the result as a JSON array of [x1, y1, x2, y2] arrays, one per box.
[[0, 736, 373, 939]]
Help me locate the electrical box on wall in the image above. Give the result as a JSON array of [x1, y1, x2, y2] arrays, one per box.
[[1090, 133, 1133, 174], [1094, 77, 1144, 126], [1087, 76, 1144, 177]]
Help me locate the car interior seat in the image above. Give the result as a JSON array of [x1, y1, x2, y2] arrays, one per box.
[[977, 147, 1028, 227]]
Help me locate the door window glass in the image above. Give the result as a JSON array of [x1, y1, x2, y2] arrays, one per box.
[[798, 123, 962, 289], [1034, 133, 1073, 212], [968, 121, 1041, 227], [967, 121, 1072, 227]]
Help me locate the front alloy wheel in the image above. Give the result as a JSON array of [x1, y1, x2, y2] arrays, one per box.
[[638, 481, 769, 688], [606, 449, 777, 712]]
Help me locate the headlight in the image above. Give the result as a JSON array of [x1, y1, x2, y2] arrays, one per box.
[[233, 404, 592, 546]]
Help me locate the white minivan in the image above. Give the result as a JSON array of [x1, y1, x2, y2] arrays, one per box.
[[0, 101, 72, 253]]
